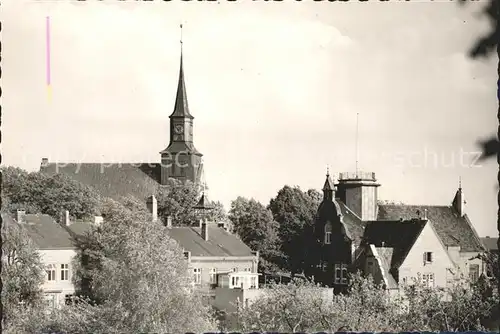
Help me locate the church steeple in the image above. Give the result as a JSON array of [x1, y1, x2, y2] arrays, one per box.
[[160, 24, 203, 185], [170, 27, 193, 120], [323, 167, 335, 202], [452, 176, 466, 217]]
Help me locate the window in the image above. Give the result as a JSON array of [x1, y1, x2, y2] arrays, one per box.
[[193, 268, 201, 285], [232, 268, 237, 272], [65, 294, 74, 305], [402, 277, 407, 285], [250, 276, 257, 289], [45, 294, 57, 309], [423, 252, 433, 264], [324, 223, 332, 244], [209, 268, 217, 284], [60, 264, 69, 281], [46, 264, 56, 282], [334, 264, 348, 285], [422, 273, 435, 288], [469, 264, 480, 283]]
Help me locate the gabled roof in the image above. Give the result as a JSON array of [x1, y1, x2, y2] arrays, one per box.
[[481, 237, 499, 251], [167, 225, 255, 257], [377, 204, 484, 252], [11, 213, 77, 250], [40, 163, 160, 202], [369, 245, 399, 290], [362, 219, 427, 269]]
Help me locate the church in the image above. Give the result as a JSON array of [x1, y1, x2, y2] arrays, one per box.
[[40, 46, 205, 203], [309, 170, 486, 294]]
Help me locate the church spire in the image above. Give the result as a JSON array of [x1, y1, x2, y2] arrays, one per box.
[[170, 24, 193, 119], [322, 166, 335, 201], [452, 176, 466, 217]]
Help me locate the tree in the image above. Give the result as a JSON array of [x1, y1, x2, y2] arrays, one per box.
[[156, 178, 227, 226], [1, 216, 46, 328], [228, 197, 283, 272], [1, 166, 100, 220], [71, 197, 217, 333], [268, 186, 320, 274]]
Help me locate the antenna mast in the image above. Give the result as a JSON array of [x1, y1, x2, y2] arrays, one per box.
[[355, 112, 359, 177]]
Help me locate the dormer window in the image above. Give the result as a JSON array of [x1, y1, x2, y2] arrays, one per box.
[[324, 222, 332, 245]]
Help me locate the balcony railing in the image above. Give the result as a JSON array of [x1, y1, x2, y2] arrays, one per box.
[[338, 171, 376, 181]]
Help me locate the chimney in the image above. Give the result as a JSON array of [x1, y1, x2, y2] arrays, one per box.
[[62, 210, 70, 226], [16, 210, 26, 224], [94, 216, 103, 226], [423, 209, 428, 220], [40, 158, 49, 168], [201, 221, 208, 241], [146, 195, 158, 222], [199, 219, 203, 228], [166, 216, 172, 229]]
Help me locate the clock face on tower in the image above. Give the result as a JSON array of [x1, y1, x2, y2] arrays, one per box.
[[174, 124, 184, 134]]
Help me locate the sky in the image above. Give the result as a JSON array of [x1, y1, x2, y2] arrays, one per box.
[[2, 0, 498, 237]]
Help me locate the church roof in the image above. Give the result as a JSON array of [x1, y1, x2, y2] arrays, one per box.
[[337, 201, 366, 246], [168, 225, 255, 257], [377, 204, 484, 252], [40, 162, 161, 202], [169, 52, 193, 119]]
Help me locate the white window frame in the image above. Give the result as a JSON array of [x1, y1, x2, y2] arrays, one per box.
[[60, 264, 69, 281], [209, 268, 217, 284], [193, 268, 201, 285], [325, 232, 332, 244], [422, 273, 435, 288], [334, 263, 348, 285], [46, 264, 56, 282], [324, 222, 332, 244], [250, 276, 257, 289]]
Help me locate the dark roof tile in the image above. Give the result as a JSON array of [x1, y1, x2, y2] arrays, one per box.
[[40, 163, 161, 201], [363, 219, 427, 269], [377, 205, 483, 252], [14, 213, 76, 249], [168, 225, 254, 257]]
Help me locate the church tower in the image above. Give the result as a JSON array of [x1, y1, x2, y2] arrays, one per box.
[[160, 25, 203, 185]]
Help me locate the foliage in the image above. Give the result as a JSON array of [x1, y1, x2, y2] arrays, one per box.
[[230, 272, 498, 332], [1, 217, 46, 328], [71, 197, 218, 333], [268, 186, 320, 273], [228, 196, 283, 273], [156, 178, 227, 226], [1, 166, 100, 220]]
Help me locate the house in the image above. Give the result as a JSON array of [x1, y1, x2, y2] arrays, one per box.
[[165, 218, 260, 296], [482, 236, 499, 255], [4, 210, 95, 309], [39, 44, 205, 202], [310, 170, 485, 292]]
